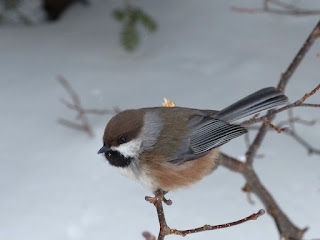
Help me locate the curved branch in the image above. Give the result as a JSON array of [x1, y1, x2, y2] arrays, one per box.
[[57, 76, 120, 136], [145, 190, 265, 240], [227, 19, 320, 240], [220, 154, 308, 239], [246, 19, 320, 165], [232, 0, 320, 16], [242, 83, 320, 128]]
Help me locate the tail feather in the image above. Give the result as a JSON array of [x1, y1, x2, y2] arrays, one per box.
[[215, 87, 287, 123]]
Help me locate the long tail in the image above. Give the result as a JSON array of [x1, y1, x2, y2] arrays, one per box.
[[215, 87, 288, 123]]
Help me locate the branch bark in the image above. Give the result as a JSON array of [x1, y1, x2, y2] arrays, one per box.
[[245, 19, 320, 166], [232, 0, 320, 16], [220, 19, 320, 240], [146, 190, 265, 240], [57, 75, 119, 137], [220, 154, 308, 239]]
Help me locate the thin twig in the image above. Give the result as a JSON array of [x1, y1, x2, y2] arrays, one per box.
[[84, 107, 121, 115], [58, 76, 94, 136], [142, 232, 156, 240], [296, 84, 320, 104], [245, 82, 320, 164], [220, 154, 308, 239], [245, 114, 320, 156], [174, 209, 265, 236], [245, 124, 269, 165], [263, 118, 282, 133], [145, 190, 265, 239], [278, 110, 320, 155], [287, 131, 320, 155], [60, 99, 121, 116], [57, 76, 120, 136], [242, 84, 320, 127], [277, 117, 318, 128], [232, 0, 320, 16], [287, 108, 296, 131], [58, 118, 91, 133], [242, 102, 320, 127], [238, 19, 320, 239], [242, 183, 256, 205]]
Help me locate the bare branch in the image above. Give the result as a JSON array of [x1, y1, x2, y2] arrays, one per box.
[[145, 190, 264, 240], [84, 107, 121, 115], [287, 108, 296, 131], [299, 103, 320, 108], [242, 183, 256, 205], [57, 76, 94, 136], [296, 84, 320, 105], [244, 20, 320, 161], [60, 97, 121, 116], [219, 153, 246, 173], [245, 124, 269, 165], [262, 119, 283, 133], [58, 76, 81, 106], [287, 131, 320, 155], [277, 118, 318, 129], [287, 117, 317, 127], [278, 19, 320, 90], [58, 118, 93, 135], [220, 154, 308, 239], [245, 114, 320, 156], [237, 19, 320, 239], [242, 83, 320, 127], [277, 110, 320, 155], [142, 232, 156, 240], [232, 0, 320, 16], [57, 76, 120, 136], [175, 209, 265, 236]]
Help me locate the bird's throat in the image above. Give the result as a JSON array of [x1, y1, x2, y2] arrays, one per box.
[[104, 150, 133, 168]]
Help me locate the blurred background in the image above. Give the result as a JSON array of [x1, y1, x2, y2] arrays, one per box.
[[0, 0, 320, 239]]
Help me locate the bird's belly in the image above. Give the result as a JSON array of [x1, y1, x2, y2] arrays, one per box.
[[115, 158, 158, 192], [143, 148, 220, 192]]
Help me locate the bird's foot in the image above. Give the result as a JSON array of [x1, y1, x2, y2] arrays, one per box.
[[145, 189, 172, 206]]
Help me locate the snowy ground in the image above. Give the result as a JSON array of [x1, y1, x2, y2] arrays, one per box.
[[1, 0, 320, 240]]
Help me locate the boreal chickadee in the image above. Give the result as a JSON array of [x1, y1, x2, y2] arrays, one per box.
[[98, 87, 287, 193]]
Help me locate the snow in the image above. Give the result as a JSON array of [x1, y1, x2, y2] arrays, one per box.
[[0, 0, 320, 239]]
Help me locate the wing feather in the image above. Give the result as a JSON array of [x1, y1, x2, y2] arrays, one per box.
[[168, 118, 247, 163], [191, 120, 247, 154]]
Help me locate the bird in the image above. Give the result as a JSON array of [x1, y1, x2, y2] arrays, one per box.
[[98, 87, 287, 193]]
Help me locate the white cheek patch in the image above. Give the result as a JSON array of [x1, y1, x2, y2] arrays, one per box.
[[111, 139, 142, 158], [110, 137, 158, 192]]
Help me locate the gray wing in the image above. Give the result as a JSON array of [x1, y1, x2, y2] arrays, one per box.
[[190, 118, 247, 154], [169, 116, 247, 164]]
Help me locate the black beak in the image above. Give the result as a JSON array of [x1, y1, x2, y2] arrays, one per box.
[[97, 146, 110, 154]]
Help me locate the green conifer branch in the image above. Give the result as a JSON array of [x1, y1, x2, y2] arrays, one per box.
[[112, 5, 158, 51]]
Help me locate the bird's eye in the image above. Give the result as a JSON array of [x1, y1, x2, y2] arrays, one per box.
[[119, 136, 127, 144]]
